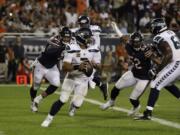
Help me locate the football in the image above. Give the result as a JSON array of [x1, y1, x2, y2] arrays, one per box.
[[79, 61, 93, 77]]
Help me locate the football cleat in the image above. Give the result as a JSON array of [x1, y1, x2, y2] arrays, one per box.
[[68, 104, 77, 117], [69, 107, 76, 117], [30, 101, 38, 112], [100, 100, 114, 110], [100, 83, 109, 100], [128, 105, 141, 116], [134, 109, 152, 120], [41, 115, 53, 127], [88, 80, 96, 89]]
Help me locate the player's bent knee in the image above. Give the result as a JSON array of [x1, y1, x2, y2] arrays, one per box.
[[71, 95, 84, 107], [59, 91, 70, 103], [50, 80, 60, 87]]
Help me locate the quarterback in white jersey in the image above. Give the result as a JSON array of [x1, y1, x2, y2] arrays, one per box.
[[71, 15, 108, 100], [41, 27, 101, 127], [137, 18, 180, 120]]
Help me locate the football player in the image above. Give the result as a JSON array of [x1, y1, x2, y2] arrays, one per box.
[[100, 30, 153, 116], [137, 18, 180, 120], [71, 15, 108, 100], [30, 27, 72, 112], [41, 27, 101, 127]]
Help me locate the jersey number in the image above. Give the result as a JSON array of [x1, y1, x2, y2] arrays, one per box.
[[171, 36, 180, 49], [130, 56, 142, 69]]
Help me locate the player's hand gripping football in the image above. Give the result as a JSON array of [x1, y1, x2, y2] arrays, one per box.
[[79, 61, 93, 77]]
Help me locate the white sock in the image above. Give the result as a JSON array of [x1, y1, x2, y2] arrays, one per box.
[[34, 95, 43, 104], [146, 106, 153, 111], [47, 114, 54, 120]]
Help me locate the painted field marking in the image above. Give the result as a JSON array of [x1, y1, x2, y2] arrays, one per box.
[[1, 84, 180, 129], [53, 88, 180, 130]]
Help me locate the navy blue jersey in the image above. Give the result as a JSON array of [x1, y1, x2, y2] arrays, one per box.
[[125, 43, 151, 80], [38, 36, 66, 68]]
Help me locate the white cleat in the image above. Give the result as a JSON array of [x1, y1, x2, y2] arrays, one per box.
[[100, 100, 115, 110], [128, 105, 141, 116], [89, 80, 96, 89], [41, 115, 53, 127], [69, 107, 76, 117], [30, 101, 38, 112]]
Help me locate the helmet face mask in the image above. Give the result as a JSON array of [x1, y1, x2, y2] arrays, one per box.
[[78, 15, 90, 28], [130, 31, 143, 51], [150, 18, 167, 34], [59, 27, 72, 44], [75, 28, 93, 48]]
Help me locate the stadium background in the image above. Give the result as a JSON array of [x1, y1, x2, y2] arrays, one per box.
[[0, 0, 180, 134], [0, 0, 180, 83]]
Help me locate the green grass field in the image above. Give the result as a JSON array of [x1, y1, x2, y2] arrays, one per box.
[[0, 83, 180, 135]]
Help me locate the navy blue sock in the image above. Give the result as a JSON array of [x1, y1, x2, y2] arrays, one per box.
[[92, 76, 101, 86], [165, 85, 180, 99], [45, 85, 58, 95], [110, 86, 120, 100], [30, 87, 37, 101], [129, 99, 139, 108], [49, 100, 64, 116], [147, 88, 160, 107]]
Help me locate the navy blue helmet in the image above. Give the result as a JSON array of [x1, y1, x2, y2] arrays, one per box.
[[130, 31, 144, 50], [78, 15, 90, 28], [59, 27, 72, 44], [75, 27, 92, 47], [150, 18, 167, 34]]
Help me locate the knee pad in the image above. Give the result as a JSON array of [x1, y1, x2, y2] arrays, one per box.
[[50, 79, 60, 87], [71, 94, 84, 107], [59, 91, 71, 103]]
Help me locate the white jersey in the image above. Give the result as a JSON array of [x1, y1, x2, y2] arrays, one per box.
[[63, 42, 101, 78], [153, 30, 180, 61], [71, 25, 101, 48]]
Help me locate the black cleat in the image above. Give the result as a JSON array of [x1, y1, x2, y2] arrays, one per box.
[[134, 110, 152, 120], [99, 83, 109, 100]]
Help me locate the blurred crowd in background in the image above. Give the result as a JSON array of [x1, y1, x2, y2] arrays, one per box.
[[0, 0, 180, 83], [0, 0, 179, 34]]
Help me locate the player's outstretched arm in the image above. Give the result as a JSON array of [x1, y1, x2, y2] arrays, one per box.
[[111, 21, 123, 38], [111, 21, 129, 43]]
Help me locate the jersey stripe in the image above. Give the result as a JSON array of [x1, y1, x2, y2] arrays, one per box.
[[155, 61, 180, 88]]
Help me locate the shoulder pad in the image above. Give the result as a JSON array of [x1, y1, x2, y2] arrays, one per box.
[[153, 36, 164, 44], [66, 43, 80, 53], [71, 27, 79, 33], [90, 25, 101, 34]]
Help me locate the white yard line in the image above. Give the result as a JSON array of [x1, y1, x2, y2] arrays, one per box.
[[84, 98, 180, 129], [1, 84, 180, 129], [52, 88, 180, 130]]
